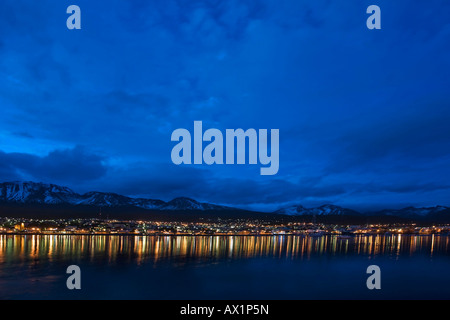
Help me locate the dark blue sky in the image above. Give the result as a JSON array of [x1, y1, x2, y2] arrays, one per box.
[[0, 0, 449, 211]]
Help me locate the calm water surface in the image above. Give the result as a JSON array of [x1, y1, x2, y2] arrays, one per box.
[[1, 234, 449, 299]]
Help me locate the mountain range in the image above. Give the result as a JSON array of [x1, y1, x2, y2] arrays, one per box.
[[0, 181, 449, 221], [274, 204, 361, 216], [0, 181, 229, 211]]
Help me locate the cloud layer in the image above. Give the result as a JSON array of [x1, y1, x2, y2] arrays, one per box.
[[0, 0, 450, 211]]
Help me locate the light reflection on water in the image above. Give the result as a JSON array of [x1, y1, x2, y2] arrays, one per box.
[[1, 234, 450, 299], [1, 234, 449, 265]]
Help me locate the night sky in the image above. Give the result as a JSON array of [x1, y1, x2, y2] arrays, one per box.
[[0, 0, 449, 211]]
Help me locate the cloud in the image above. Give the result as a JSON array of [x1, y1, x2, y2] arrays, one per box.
[[0, 146, 107, 184], [0, 0, 450, 210], [322, 100, 450, 175]]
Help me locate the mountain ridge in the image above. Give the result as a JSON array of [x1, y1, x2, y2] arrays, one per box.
[[0, 181, 449, 220], [0, 181, 229, 212]]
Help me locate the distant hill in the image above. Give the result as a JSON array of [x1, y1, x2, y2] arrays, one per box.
[[368, 206, 450, 222], [274, 203, 450, 223]]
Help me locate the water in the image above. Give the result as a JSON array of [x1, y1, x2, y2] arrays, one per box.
[[0, 234, 449, 299]]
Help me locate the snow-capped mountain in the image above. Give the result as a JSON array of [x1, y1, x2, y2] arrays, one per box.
[[78, 191, 137, 207], [274, 204, 360, 216], [0, 181, 228, 211], [0, 181, 80, 204], [160, 197, 228, 211], [274, 203, 450, 219], [129, 198, 166, 210], [373, 206, 450, 218]]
